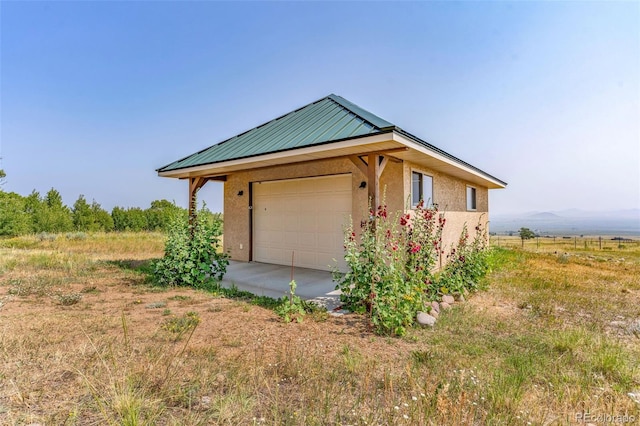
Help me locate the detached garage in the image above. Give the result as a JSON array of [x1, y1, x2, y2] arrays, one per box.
[[157, 94, 506, 272]]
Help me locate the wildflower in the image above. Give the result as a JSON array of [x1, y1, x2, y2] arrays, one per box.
[[403, 414, 409, 419], [377, 205, 388, 219], [411, 396, 418, 401], [394, 406, 400, 410], [402, 402, 409, 407], [400, 215, 408, 226]]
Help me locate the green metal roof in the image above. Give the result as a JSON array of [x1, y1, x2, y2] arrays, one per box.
[[157, 94, 393, 173], [157, 94, 507, 187]]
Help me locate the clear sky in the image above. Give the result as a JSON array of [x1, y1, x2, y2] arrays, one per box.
[[1, 1, 638, 215]]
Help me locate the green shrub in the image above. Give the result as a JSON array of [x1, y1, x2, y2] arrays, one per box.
[[152, 203, 228, 290]]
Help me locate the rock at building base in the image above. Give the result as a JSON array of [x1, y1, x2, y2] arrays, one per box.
[[417, 311, 437, 327], [442, 295, 455, 304]]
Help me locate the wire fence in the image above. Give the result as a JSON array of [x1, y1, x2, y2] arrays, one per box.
[[490, 235, 640, 252]]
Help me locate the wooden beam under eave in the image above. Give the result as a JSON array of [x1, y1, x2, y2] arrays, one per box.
[[358, 147, 408, 157], [348, 155, 369, 176], [377, 156, 388, 179]]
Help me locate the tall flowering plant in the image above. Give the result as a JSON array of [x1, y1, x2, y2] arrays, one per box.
[[437, 219, 489, 295], [334, 200, 445, 336]]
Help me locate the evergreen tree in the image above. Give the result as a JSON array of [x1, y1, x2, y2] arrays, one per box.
[[39, 188, 73, 232], [72, 195, 93, 231]]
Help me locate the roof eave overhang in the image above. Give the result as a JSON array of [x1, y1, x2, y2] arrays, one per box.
[[158, 131, 507, 189], [390, 133, 507, 189]]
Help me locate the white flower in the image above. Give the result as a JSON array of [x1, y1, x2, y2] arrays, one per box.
[[394, 406, 400, 410], [403, 414, 409, 419], [411, 396, 418, 401]]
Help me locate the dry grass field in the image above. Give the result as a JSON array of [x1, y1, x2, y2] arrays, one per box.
[[0, 233, 638, 425]]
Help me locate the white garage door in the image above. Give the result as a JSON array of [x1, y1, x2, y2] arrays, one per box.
[[253, 174, 351, 271]]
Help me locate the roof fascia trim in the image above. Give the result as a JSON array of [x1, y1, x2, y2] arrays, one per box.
[[157, 132, 396, 178], [392, 132, 507, 188]]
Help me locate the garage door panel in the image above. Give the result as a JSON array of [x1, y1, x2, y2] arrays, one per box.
[[299, 215, 317, 232], [317, 233, 334, 250], [253, 175, 351, 271]]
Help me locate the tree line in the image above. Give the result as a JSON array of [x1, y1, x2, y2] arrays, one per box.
[[0, 186, 212, 237]]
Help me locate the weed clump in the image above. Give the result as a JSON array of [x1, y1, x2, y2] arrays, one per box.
[[37, 232, 57, 242], [56, 292, 82, 306], [161, 311, 200, 340], [65, 231, 88, 240]]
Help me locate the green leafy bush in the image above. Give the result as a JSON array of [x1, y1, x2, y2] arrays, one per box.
[[152, 204, 228, 290]]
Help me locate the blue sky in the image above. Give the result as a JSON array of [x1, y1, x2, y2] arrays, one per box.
[[1, 1, 638, 215]]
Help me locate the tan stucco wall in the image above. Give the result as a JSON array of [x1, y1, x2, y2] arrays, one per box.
[[402, 161, 489, 257], [222, 157, 490, 264]]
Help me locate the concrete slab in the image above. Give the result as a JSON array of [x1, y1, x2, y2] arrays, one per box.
[[220, 261, 343, 311]]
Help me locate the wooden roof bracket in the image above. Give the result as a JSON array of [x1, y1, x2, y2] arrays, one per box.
[[348, 147, 408, 210]]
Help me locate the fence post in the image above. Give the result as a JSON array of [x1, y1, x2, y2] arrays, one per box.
[[599, 236, 602, 250], [574, 237, 577, 249]]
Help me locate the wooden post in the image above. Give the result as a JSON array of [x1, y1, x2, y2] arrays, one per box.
[[367, 154, 380, 211], [188, 177, 209, 227]]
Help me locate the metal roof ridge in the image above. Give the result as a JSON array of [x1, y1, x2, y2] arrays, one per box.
[[327, 94, 396, 131]]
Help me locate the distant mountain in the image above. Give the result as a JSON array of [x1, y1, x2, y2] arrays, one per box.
[[489, 209, 640, 236], [528, 212, 561, 219]]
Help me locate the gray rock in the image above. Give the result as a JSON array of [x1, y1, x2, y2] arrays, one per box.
[[440, 302, 452, 310], [442, 295, 455, 304], [431, 301, 440, 313], [430, 309, 439, 319], [417, 311, 436, 327], [455, 293, 466, 302]]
